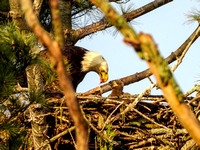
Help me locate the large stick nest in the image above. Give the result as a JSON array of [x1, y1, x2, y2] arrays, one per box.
[[45, 94, 200, 150]]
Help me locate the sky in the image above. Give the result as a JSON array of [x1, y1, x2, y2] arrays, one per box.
[[76, 0, 200, 97]]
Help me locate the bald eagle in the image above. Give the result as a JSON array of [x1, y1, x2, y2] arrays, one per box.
[[40, 46, 108, 91]]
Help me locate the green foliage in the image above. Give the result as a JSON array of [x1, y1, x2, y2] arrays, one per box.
[[186, 9, 200, 23], [0, 21, 39, 149], [40, 59, 58, 86], [0, 63, 18, 101], [0, 0, 10, 12], [0, 22, 38, 72], [95, 124, 117, 150], [0, 94, 30, 150], [0, 117, 28, 150], [0, 22, 38, 100], [40, 57, 72, 88], [0, 97, 29, 149], [28, 90, 46, 104]]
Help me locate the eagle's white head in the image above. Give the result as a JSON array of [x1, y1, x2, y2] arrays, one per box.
[[81, 51, 108, 83]]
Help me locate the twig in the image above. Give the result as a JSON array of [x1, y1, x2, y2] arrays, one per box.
[[130, 105, 170, 130], [16, 83, 29, 93], [170, 26, 200, 72], [188, 96, 200, 105], [40, 126, 76, 149], [101, 101, 124, 131], [117, 130, 146, 140], [129, 138, 155, 149], [107, 84, 156, 124], [185, 84, 200, 97]]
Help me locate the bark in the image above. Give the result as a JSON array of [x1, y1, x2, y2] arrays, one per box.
[[27, 104, 51, 150], [58, 0, 72, 30], [9, 0, 28, 31], [26, 64, 44, 98], [58, 0, 74, 45], [26, 64, 51, 150]]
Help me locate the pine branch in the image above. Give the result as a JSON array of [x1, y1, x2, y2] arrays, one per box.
[[74, 0, 172, 42], [124, 0, 173, 22]]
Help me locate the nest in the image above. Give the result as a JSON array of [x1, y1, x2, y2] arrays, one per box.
[[46, 94, 200, 150]]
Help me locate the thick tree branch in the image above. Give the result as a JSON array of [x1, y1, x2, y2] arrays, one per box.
[[124, 0, 173, 22], [20, 0, 88, 149], [58, 0, 74, 45], [74, 0, 172, 41], [83, 25, 200, 95], [26, 64, 50, 149], [89, 0, 200, 145]]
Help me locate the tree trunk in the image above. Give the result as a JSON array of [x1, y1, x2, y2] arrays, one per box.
[[26, 64, 51, 150], [9, 0, 28, 31]]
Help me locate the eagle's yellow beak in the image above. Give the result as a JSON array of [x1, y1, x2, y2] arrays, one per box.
[[99, 71, 108, 83]]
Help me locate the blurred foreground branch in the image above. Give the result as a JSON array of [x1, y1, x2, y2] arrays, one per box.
[[89, 0, 200, 145], [20, 0, 88, 149]]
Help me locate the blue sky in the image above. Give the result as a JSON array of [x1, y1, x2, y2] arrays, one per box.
[[76, 0, 200, 96]]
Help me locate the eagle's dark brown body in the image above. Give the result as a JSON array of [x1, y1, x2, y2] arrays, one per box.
[[40, 46, 108, 91]]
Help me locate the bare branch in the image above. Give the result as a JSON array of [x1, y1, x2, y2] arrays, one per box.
[[83, 25, 200, 95], [40, 126, 76, 149]]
